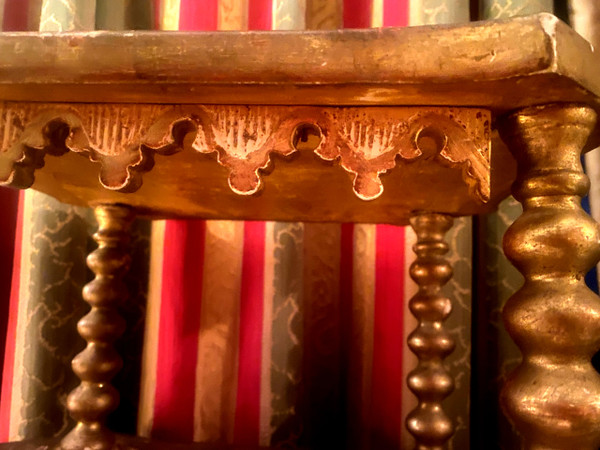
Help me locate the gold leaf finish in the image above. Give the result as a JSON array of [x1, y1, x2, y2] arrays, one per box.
[[406, 213, 455, 449], [1, 15, 599, 128], [0, 102, 169, 191], [193, 106, 294, 196], [499, 103, 600, 449], [0, 102, 491, 223], [60, 205, 134, 450]]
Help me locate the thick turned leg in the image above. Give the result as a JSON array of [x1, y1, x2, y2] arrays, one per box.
[[60, 205, 134, 450], [499, 104, 600, 449], [406, 213, 455, 450]]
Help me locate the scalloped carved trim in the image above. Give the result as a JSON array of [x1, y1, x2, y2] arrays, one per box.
[[0, 102, 171, 191], [0, 102, 490, 202], [193, 106, 296, 195], [317, 108, 490, 201]]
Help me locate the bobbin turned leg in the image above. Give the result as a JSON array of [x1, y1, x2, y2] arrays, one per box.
[[499, 104, 600, 449], [60, 205, 134, 450], [406, 213, 455, 450]]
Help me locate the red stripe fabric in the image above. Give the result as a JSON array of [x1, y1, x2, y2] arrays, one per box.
[[371, 224, 405, 447], [2, 0, 29, 31], [343, 0, 372, 28], [384, 0, 409, 26], [178, 0, 218, 31], [0, 189, 19, 393], [234, 222, 266, 445], [0, 192, 24, 441], [152, 220, 207, 441], [248, 0, 272, 30], [339, 223, 354, 343], [153, 2, 216, 441], [152, 0, 161, 29], [0, 7, 30, 437]]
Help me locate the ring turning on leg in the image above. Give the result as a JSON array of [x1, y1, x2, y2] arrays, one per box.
[[60, 205, 134, 450], [406, 213, 456, 450], [499, 104, 600, 449]]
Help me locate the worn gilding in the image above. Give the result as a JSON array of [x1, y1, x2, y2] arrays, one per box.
[[0, 102, 491, 223], [60, 205, 134, 450], [406, 213, 456, 449], [499, 103, 600, 449]]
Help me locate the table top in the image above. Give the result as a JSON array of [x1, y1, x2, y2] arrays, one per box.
[[0, 13, 597, 223], [0, 14, 598, 111]]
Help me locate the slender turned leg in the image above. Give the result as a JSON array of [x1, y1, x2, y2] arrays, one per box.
[[60, 205, 134, 450], [499, 104, 600, 450], [406, 213, 455, 450]]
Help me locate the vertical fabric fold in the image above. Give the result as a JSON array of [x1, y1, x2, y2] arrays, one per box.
[[193, 221, 244, 443], [370, 225, 405, 449], [0, 192, 24, 442], [151, 220, 206, 442], [234, 221, 266, 445], [301, 223, 342, 447]]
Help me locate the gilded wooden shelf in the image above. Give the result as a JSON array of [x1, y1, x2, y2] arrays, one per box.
[[2, 12, 600, 450], [0, 13, 598, 224]]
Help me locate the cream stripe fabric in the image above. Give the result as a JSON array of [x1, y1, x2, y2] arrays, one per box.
[[273, 0, 305, 30], [371, 0, 383, 26], [193, 221, 244, 442], [138, 220, 166, 437], [0, 0, 5, 27], [218, 0, 247, 30], [159, 0, 180, 30], [259, 221, 276, 447]]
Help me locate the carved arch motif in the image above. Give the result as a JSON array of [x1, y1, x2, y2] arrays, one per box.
[[0, 102, 171, 191], [0, 102, 490, 202], [316, 107, 490, 201]]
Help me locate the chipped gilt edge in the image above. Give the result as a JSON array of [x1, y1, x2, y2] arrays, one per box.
[[0, 102, 491, 202]]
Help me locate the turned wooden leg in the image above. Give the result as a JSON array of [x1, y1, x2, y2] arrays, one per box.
[[60, 205, 134, 450], [406, 213, 455, 449], [499, 104, 600, 449]]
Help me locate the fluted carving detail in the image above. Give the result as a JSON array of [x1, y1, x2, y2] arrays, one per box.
[[499, 103, 600, 449], [406, 213, 455, 449], [0, 101, 491, 204], [60, 205, 134, 450]]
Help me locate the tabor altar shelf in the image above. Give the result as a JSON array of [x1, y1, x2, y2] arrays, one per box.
[[1, 13, 599, 450]]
